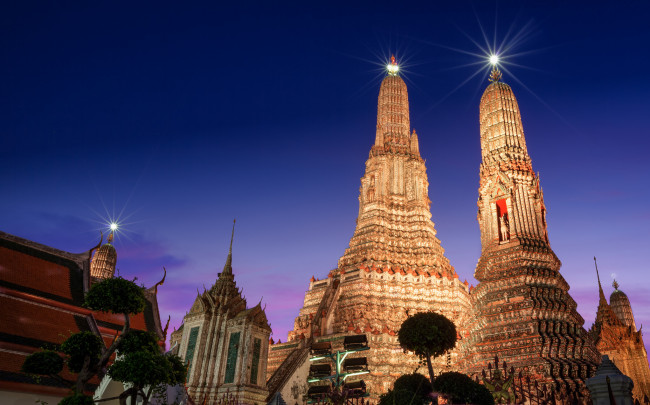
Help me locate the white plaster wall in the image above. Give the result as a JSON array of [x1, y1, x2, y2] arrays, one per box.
[[277, 355, 310, 405]]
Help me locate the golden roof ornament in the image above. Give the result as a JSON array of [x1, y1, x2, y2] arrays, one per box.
[[489, 67, 502, 83], [612, 280, 619, 290]]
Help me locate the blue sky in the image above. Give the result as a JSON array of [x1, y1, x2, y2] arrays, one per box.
[[2, 1, 649, 353]]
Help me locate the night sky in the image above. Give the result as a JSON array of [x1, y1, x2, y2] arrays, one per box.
[[2, 2, 649, 354]]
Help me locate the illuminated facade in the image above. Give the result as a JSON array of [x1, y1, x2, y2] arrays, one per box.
[[171, 223, 271, 404], [264, 62, 650, 402], [464, 68, 600, 386], [589, 275, 650, 401], [267, 57, 472, 399]]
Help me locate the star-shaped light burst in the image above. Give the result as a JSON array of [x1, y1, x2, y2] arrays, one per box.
[[414, 16, 550, 110], [88, 203, 140, 245], [386, 55, 400, 76]]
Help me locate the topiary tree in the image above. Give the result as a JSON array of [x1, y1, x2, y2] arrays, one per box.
[[379, 389, 426, 405], [21, 350, 65, 383], [393, 373, 433, 402], [398, 311, 457, 385], [108, 330, 186, 405], [432, 371, 494, 405], [21, 276, 162, 402], [58, 393, 95, 405]]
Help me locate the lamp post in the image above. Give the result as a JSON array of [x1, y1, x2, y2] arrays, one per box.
[[306, 335, 371, 404]]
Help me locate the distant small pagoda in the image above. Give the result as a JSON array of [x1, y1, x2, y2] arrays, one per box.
[[588, 262, 650, 401]]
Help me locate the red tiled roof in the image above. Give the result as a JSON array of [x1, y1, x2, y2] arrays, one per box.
[[0, 247, 74, 301], [0, 295, 83, 346], [0, 231, 163, 397]]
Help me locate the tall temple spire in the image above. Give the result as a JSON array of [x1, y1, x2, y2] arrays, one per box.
[[373, 56, 411, 153], [475, 72, 547, 257], [222, 219, 236, 276], [276, 60, 471, 399], [479, 70, 530, 162], [339, 56, 453, 275], [595, 256, 608, 305], [469, 69, 599, 387]]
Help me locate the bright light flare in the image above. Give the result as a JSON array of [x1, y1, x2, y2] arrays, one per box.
[[489, 54, 499, 66], [110, 222, 118, 231], [386, 63, 399, 75]]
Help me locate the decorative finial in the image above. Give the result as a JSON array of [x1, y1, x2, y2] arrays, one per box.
[[594, 257, 607, 304], [221, 219, 236, 277], [489, 67, 502, 83], [612, 280, 619, 290], [107, 232, 114, 243], [153, 267, 167, 295], [387, 55, 399, 76], [229, 219, 236, 255], [162, 315, 171, 339]]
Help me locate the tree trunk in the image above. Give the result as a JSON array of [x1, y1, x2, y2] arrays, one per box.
[[426, 354, 435, 386], [75, 355, 91, 393], [96, 312, 131, 380], [141, 387, 151, 405]]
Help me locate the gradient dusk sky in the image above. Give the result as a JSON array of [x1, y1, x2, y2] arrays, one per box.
[[2, 2, 649, 353]]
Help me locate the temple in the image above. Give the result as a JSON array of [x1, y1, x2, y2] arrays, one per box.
[[588, 260, 650, 401], [0, 231, 166, 404], [463, 67, 601, 386], [266, 56, 472, 401], [170, 221, 272, 404], [5, 58, 650, 405]]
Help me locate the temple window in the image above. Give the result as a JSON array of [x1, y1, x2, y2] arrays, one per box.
[[250, 338, 262, 385], [224, 332, 241, 384], [185, 327, 200, 376]]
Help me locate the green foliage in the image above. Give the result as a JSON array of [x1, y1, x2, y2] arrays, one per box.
[[379, 389, 425, 405], [398, 312, 457, 359], [117, 330, 160, 355], [109, 351, 185, 389], [58, 393, 94, 405], [393, 373, 433, 401], [166, 354, 188, 385], [432, 372, 494, 405], [60, 332, 103, 373], [21, 350, 63, 376], [84, 276, 146, 315]]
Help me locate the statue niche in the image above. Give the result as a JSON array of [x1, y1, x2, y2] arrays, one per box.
[[496, 198, 510, 242], [366, 175, 376, 202]]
